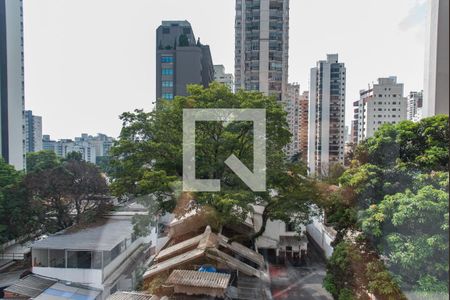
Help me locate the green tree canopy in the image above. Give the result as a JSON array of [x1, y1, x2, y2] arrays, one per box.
[[26, 150, 60, 173], [25, 160, 110, 232], [362, 172, 449, 294], [323, 115, 449, 298], [0, 159, 40, 243], [110, 83, 320, 238]]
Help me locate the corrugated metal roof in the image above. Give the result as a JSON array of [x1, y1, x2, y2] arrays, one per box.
[[144, 226, 268, 281], [156, 234, 203, 261], [107, 291, 156, 300], [4, 274, 56, 298], [34, 282, 101, 300], [218, 234, 265, 267], [144, 248, 205, 279], [166, 270, 230, 289]]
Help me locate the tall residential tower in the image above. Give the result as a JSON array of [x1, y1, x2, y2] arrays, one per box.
[[24, 110, 42, 153], [0, 0, 25, 169], [234, 0, 289, 101], [423, 0, 449, 117], [156, 21, 214, 101], [308, 54, 346, 175]]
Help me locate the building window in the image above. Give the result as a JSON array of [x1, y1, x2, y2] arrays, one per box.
[[162, 81, 173, 87], [67, 251, 102, 269], [162, 68, 173, 75], [162, 93, 174, 100], [161, 56, 174, 63]]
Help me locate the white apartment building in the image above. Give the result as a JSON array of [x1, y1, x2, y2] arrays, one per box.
[[423, 0, 449, 117], [30, 203, 169, 299], [284, 83, 300, 158], [235, 0, 289, 101], [213, 64, 234, 92], [308, 54, 346, 176], [353, 77, 407, 142], [407, 90, 423, 122], [0, 0, 25, 170], [55, 139, 97, 164]]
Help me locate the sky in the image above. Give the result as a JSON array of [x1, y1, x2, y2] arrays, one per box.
[[24, 0, 428, 139]]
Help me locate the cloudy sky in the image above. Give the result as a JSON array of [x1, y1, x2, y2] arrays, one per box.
[[24, 0, 428, 139]]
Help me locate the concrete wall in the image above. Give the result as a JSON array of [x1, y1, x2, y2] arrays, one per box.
[[33, 267, 104, 290], [306, 218, 335, 258]]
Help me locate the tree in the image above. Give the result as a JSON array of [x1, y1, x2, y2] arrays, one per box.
[[26, 150, 60, 173], [178, 34, 189, 46], [322, 115, 449, 297], [323, 240, 405, 300], [362, 172, 449, 293], [110, 83, 319, 239], [364, 115, 449, 171], [65, 151, 83, 162], [25, 160, 110, 232], [0, 159, 40, 243]]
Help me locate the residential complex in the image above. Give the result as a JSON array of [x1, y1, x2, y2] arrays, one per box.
[[24, 110, 42, 153], [298, 91, 308, 162], [213, 64, 234, 92], [284, 83, 300, 158], [156, 20, 214, 101], [234, 0, 289, 101], [352, 77, 407, 143], [0, 0, 25, 170], [42, 133, 114, 164], [308, 54, 346, 175], [407, 90, 423, 122], [423, 0, 449, 117]]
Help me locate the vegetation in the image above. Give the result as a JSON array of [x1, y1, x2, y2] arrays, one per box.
[[0, 159, 39, 243], [322, 115, 449, 299], [0, 151, 110, 243], [110, 82, 320, 240]]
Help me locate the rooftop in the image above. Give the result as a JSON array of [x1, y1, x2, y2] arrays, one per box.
[[166, 269, 230, 290], [4, 274, 101, 300], [4, 274, 56, 298], [144, 226, 267, 281], [107, 291, 158, 300], [31, 217, 134, 251]]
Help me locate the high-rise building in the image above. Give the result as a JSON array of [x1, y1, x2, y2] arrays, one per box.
[[285, 83, 300, 158], [156, 20, 214, 101], [213, 65, 234, 92], [42, 134, 56, 152], [352, 77, 407, 143], [298, 91, 309, 162], [0, 0, 25, 170], [24, 110, 42, 153], [423, 0, 449, 117], [308, 54, 346, 175], [407, 90, 423, 122], [234, 0, 289, 101]]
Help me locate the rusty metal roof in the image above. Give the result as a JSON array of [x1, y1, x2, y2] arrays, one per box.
[[166, 270, 230, 289]]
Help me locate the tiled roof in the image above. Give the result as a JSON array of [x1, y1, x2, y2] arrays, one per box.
[[166, 269, 230, 289]]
